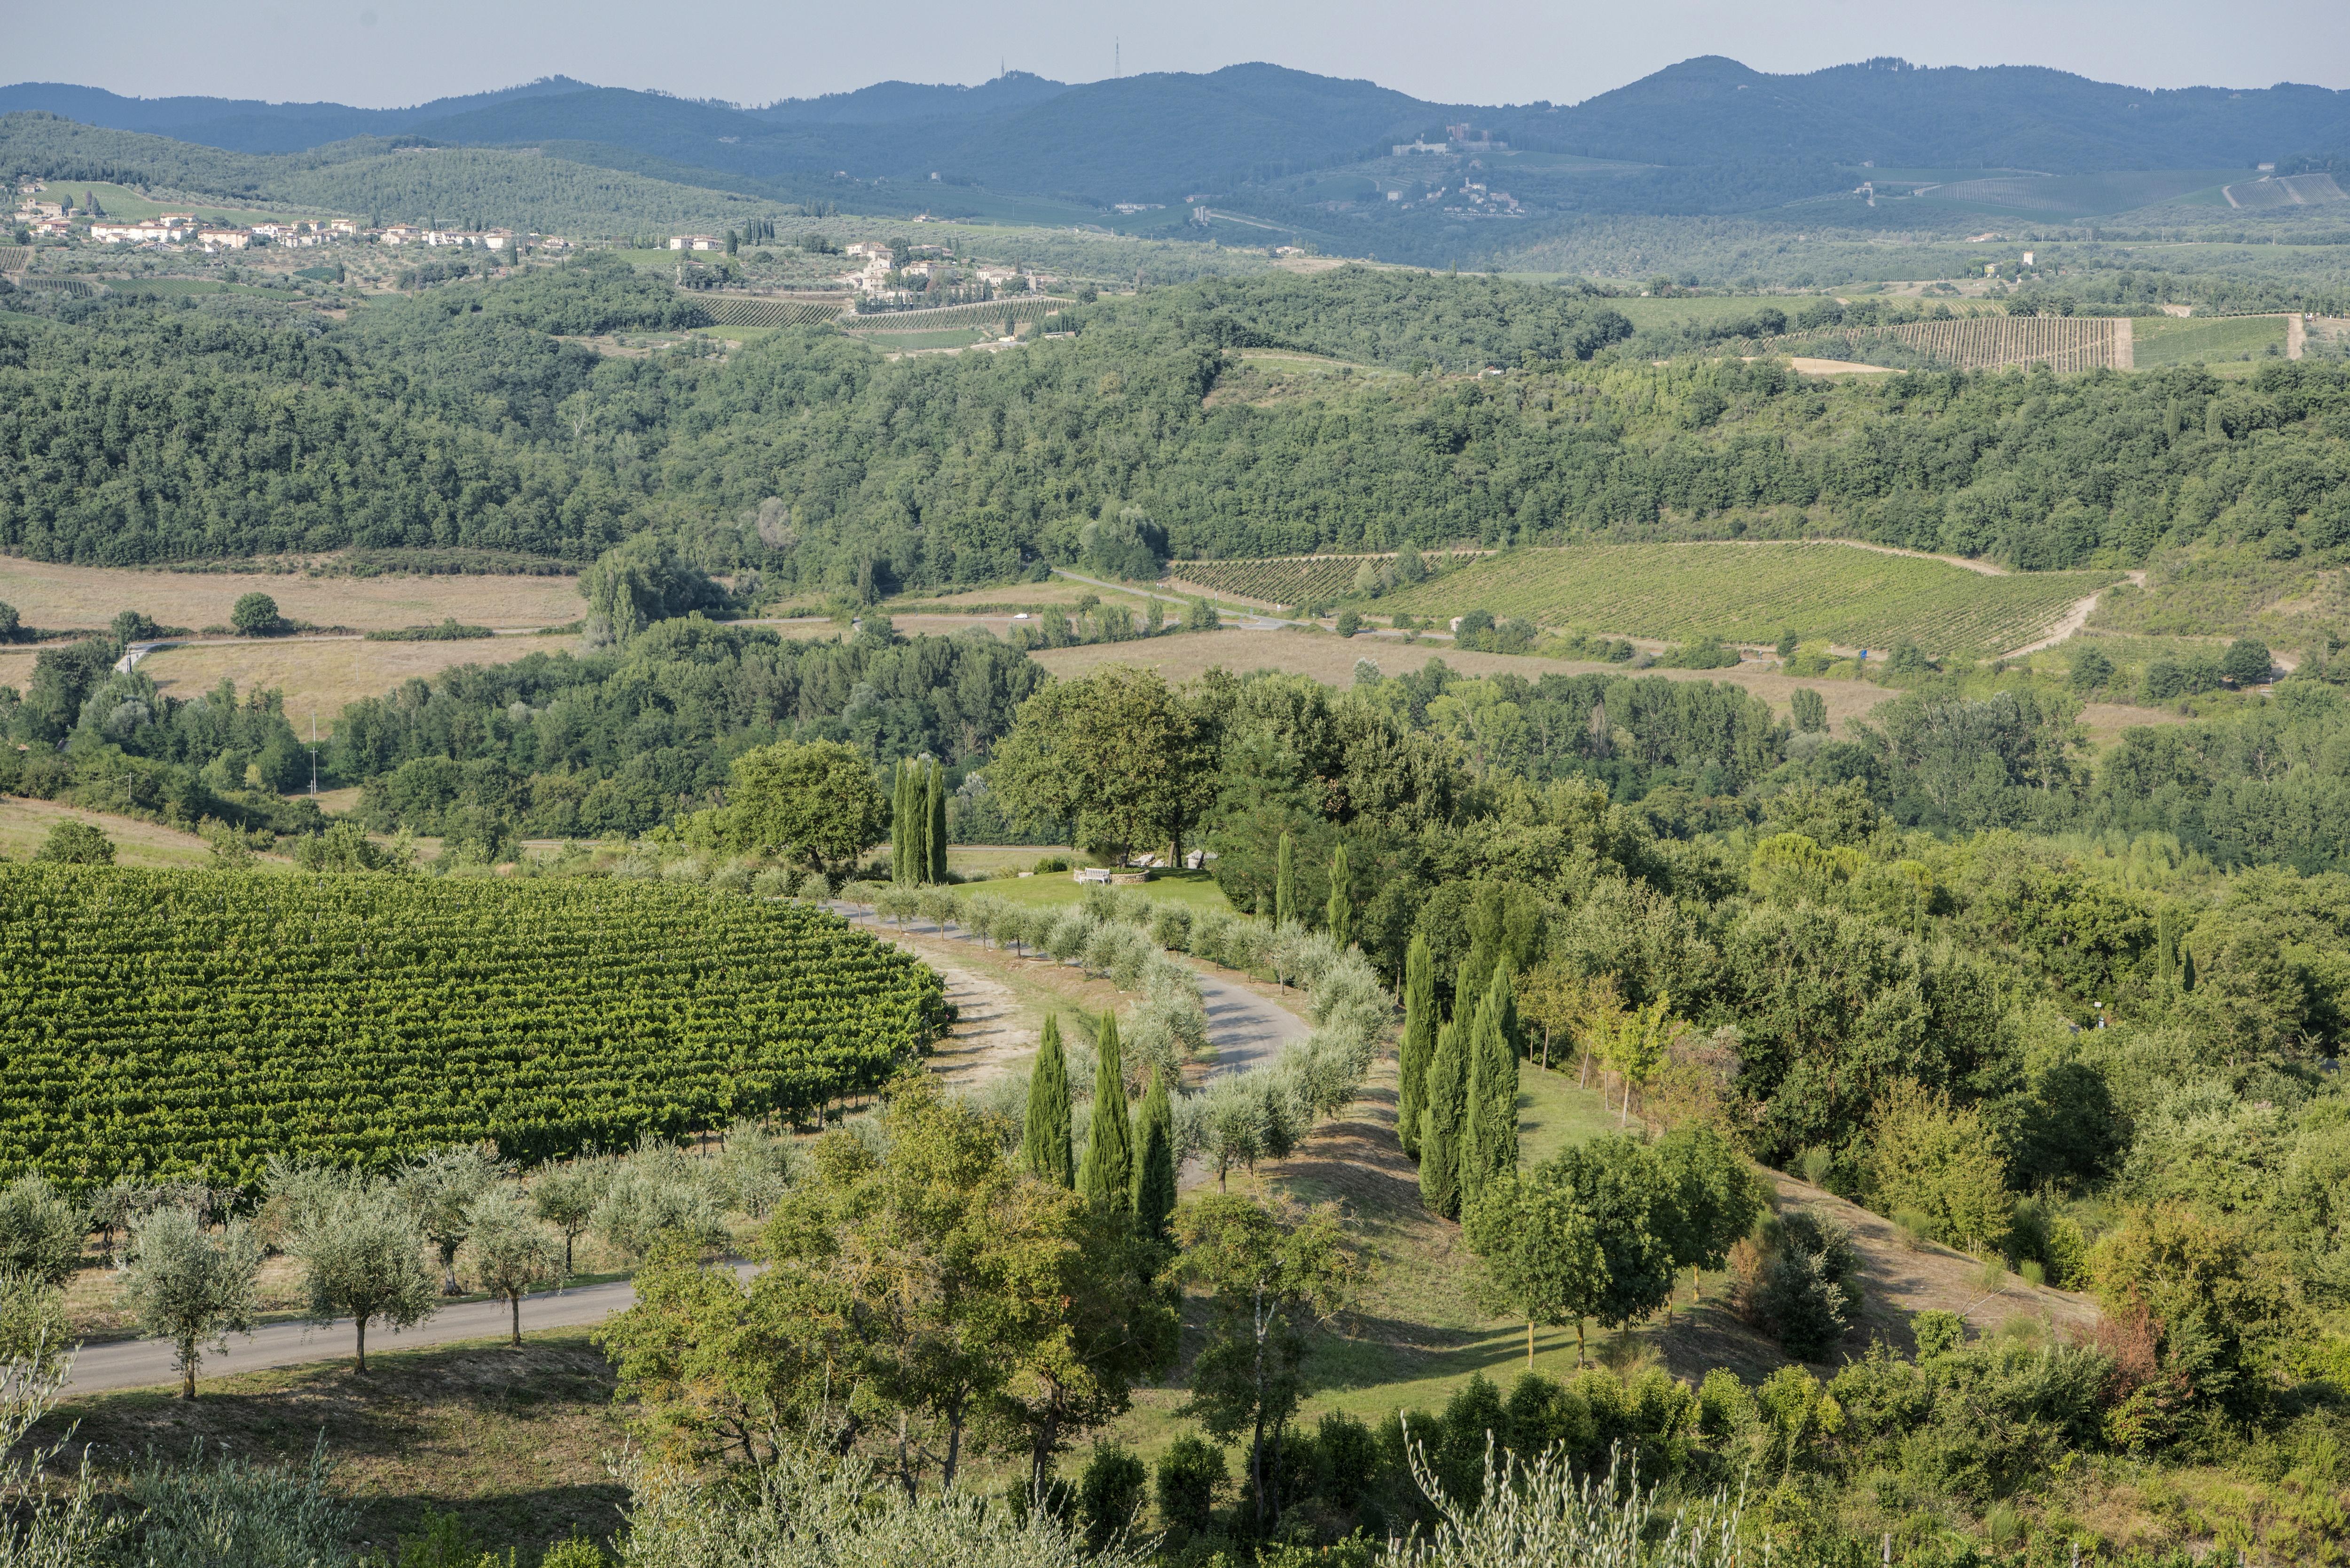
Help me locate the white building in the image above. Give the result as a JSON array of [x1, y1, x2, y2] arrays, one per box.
[[668, 234, 722, 251], [197, 228, 251, 250]]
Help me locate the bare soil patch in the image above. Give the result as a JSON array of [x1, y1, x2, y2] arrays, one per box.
[[0, 558, 580, 633]]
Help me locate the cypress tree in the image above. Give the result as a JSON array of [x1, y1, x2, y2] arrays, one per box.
[[1398, 934, 1435, 1161], [1023, 1015, 1074, 1187], [2156, 908, 2178, 988], [1419, 1017, 1467, 1220], [1326, 842, 1352, 947], [1275, 832, 1296, 927], [890, 762, 912, 883], [927, 761, 948, 883], [910, 761, 933, 884], [1077, 1012, 1134, 1219], [1460, 965, 1520, 1210], [1133, 1065, 1177, 1244], [2180, 943, 2197, 993]]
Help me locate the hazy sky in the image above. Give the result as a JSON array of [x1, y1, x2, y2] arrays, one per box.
[[19, 0, 2350, 109]]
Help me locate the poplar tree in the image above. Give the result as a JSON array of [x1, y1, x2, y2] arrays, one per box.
[[1398, 934, 1435, 1161], [1023, 1016, 1074, 1187], [1460, 965, 1521, 1211], [1325, 842, 1352, 947], [926, 761, 949, 883], [1133, 1065, 1177, 1245], [1419, 1017, 1467, 1220], [1274, 832, 1296, 927], [1078, 1013, 1134, 1220]]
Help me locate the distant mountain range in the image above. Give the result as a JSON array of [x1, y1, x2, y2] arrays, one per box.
[[5, 58, 2347, 234]]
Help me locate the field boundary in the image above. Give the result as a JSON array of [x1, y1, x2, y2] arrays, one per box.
[[1746, 316, 2126, 372]]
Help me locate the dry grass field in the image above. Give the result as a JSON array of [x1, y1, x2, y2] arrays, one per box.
[[0, 797, 293, 870], [1032, 628, 1907, 734], [134, 635, 560, 718], [0, 559, 582, 633]]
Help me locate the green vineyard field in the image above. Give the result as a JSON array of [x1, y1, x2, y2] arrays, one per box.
[[1371, 543, 2120, 658], [1167, 552, 1489, 608], [1752, 316, 2124, 372], [847, 296, 1073, 331], [698, 293, 852, 327], [0, 869, 948, 1184]]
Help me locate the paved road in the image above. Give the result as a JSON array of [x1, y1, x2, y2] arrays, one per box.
[[65, 1279, 632, 1394], [64, 910, 1308, 1397]]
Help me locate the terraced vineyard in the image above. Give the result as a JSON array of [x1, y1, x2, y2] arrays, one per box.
[[1167, 552, 1489, 608], [0, 868, 948, 1184], [697, 293, 852, 327], [1371, 543, 2122, 658], [1754, 317, 2124, 372]]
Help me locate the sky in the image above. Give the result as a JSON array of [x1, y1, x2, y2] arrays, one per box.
[[15, 0, 2350, 109]]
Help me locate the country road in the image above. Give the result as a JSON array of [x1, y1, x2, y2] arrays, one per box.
[[65, 908, 1309, 1396]]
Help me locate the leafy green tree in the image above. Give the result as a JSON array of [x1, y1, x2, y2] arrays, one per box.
[[1078, 1014, 1135, 1221], [1169, 1195, 1361, 1537], [462, 1186, 562, 1345], [1024, 1016, 1075, 1188], [1541, 1134, 1679, 1338], [721, 740, 887, 879], [1789, 686, 1828, 733], [1133, 1065, 1177, 1246], [1864, 1081, 2012, 1252], [990, 667, 1218, 868], [1398, 934, 1436, 1161], [2221, 638, 2272, 686], [1463, 1167, 1606, 1365], [1183, 598, 1221, 632], [117, 1205, 264, 1399], [32, 820, 113, 865], [1653, 1124, 1765, 1304], [229, 592, 282, 636], [578, 534, 723, 646], [1419, 1018, 1467, 1219], [282, 1176, 438, 1374]]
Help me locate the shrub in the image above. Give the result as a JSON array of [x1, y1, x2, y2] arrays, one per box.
[[1149, 903, 1194, 951], [1757, 1209, 1861, 1360], [32, 819, 114, 865], [229, 593, 284, 636], [1154, 1435, 1227, 1539], [1076, 1442, 1147, 1556], [1864, 1081, 2012, 1252], [1034, 855, 1072, 873], [795, 870, 833, 901]]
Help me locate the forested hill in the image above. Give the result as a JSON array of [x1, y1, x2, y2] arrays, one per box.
[[6, 260, 2350, 589], [8, 58, 2347, 207]]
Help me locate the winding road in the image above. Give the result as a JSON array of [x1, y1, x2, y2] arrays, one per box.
[[63, 909, 1310, 1396]]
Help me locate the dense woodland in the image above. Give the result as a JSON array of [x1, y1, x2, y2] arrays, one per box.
[[6, 262, 2350, 603]]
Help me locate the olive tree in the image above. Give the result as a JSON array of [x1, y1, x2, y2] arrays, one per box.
[[282, 1178, 437, 1374], [462, 1188, 562, 1346], [116, 1206, 264, 1399]]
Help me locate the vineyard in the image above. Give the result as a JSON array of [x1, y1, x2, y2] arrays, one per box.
[[846, 296, 1073, 331], [1371, 543, 2121, 659], [1751, 317, 2125, 372], [1166, 552, 1490, 608], [0, 868, 949, 1185], [696, 293, 851, 328]]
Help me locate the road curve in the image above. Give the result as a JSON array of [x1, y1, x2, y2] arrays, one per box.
[[63, 910, 1312, 1397]]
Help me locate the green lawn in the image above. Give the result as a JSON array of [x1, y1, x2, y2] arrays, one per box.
[[958, 866, 1235, 913]]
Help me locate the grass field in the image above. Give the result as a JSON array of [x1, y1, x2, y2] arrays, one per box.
[[956, 866, 1236, 913], [1029, 628, 1905, 734], [2130, 312, 2290, 367], [853, 328, 998, 351], [134, 636, 553, 719], [1371, 542, 2119, 659], [36, 181, 314, 227], [0, 797, 294, 870], [0, 557, 581, 634]]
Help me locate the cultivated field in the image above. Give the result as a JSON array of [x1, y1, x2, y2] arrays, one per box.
[[131, 635, 556, 718], [0, 558, 581, 634], [1165, 552, 1489, 608], [1030, 628, 1905, 734], [1755, 315, 2125, 372], [696, 294, 850, 327], [2129, 312, 2290, 367], [1369, 542, 2119, 658]]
